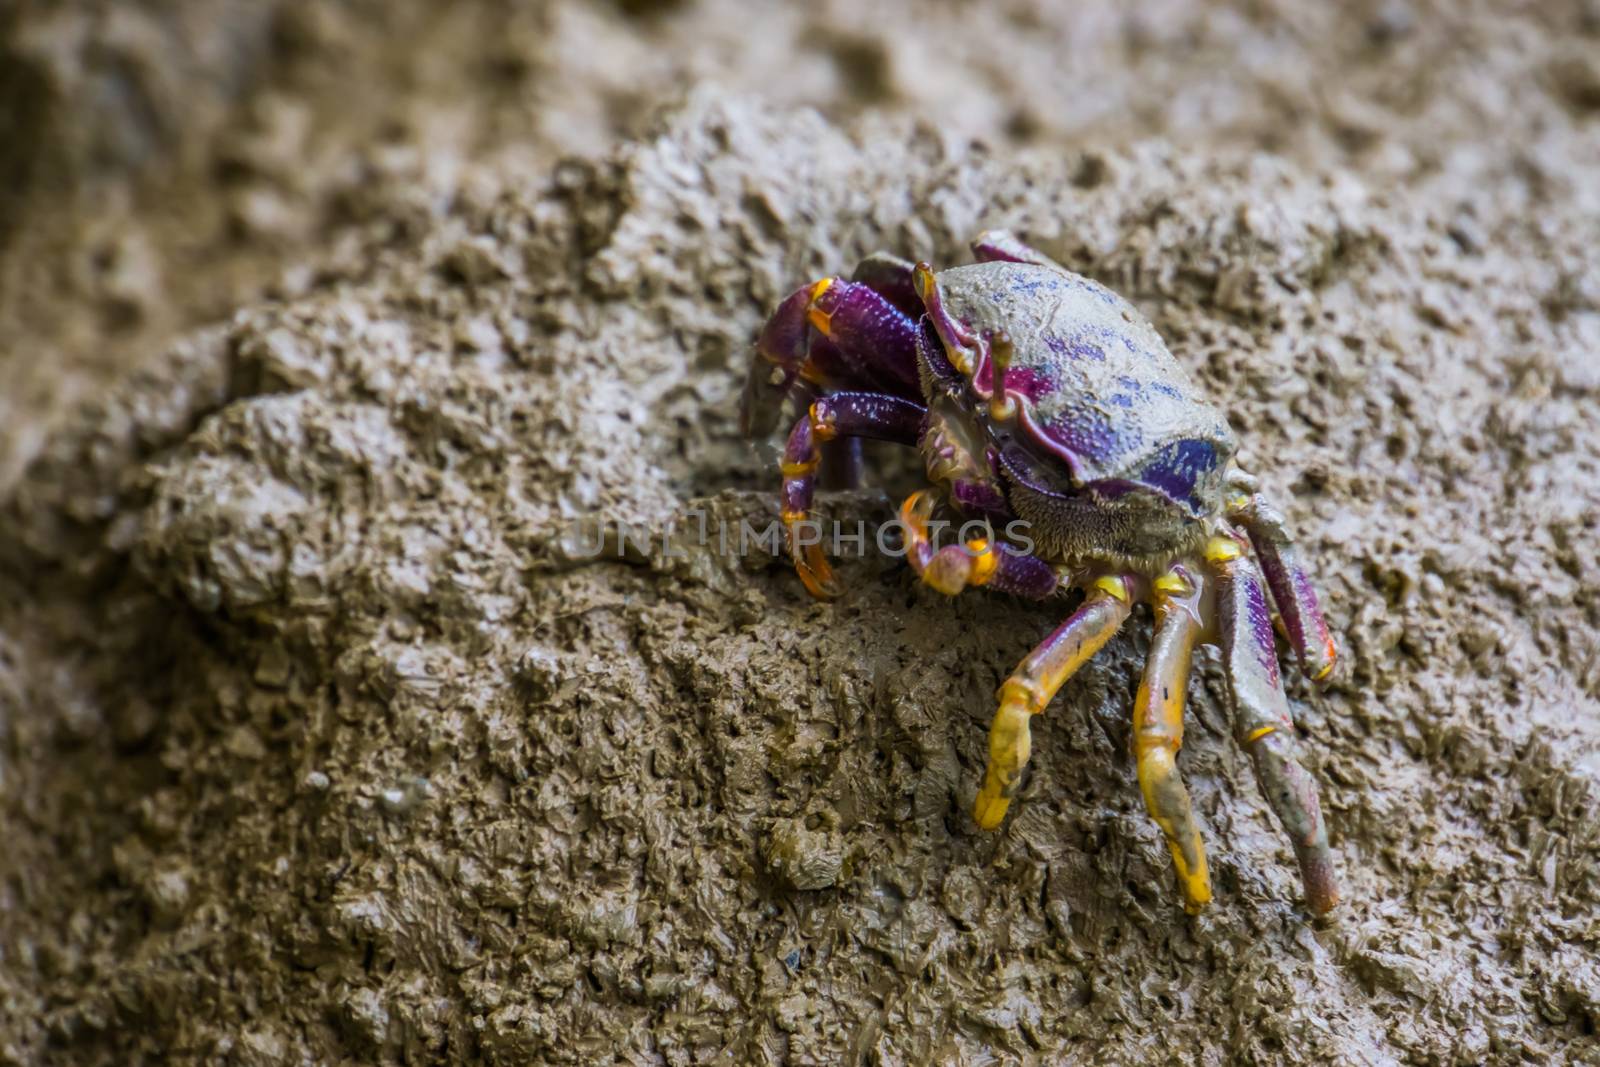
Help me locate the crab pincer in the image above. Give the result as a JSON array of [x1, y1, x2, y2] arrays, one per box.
[[897, 491, 1058, 600]]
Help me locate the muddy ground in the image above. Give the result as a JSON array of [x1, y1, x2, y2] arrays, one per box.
[[3, 2, 1600, 1064]]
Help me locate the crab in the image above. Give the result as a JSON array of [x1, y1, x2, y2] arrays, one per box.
[[741, 231, 1341, 915]]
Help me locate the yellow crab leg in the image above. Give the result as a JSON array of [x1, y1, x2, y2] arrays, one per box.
[[974, 576, 1133, 829], [1134, 566, 1212, 912]]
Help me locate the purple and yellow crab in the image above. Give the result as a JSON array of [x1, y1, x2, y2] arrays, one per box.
[[742, 232, 1340, 914]]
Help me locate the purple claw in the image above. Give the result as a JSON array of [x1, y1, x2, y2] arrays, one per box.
[[850, 251, 923, 318], [899, 492, 1060, 601], [808, 279, 921, 393]]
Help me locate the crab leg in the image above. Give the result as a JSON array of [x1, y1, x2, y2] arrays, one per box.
[[849, 251, 922, 318], [781, 392, 926, 598], [741, 286, 852, 436], [1227, 492, 1338, 684], [1134, 566, 1212, 912], [1207, 536, 1340, 914], [897, 491, 1059, 600], [970, 229, 1067, 271], [974, 576, 1134, 829]]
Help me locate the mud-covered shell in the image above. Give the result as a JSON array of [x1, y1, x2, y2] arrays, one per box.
[[936, 261, 1236, 515]]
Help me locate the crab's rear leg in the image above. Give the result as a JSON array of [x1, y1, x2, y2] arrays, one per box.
[[781, 392, 925, 597], [1134, 566, 1212, 912], [1207, 536, 1340, 915], [971, 230, 1067, 270], [849, 251, 922, 318], [974, 576, 1134, 829], [1226, 490, 1338, 684]]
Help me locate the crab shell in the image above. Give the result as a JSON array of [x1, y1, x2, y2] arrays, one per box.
[[924, 261, 1238, 567]]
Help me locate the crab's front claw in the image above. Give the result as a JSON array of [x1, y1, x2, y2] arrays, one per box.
[[899, 492, 1060, 600], [901, 489, 993, 596], [897, 491, 946, 579]]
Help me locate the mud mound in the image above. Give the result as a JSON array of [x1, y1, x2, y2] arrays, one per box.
[[4, 2, 1600, 1065], [1, 88, 1597, 1063]]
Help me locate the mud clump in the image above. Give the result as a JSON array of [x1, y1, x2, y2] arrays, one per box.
[[3, 2, 1600, 1066], [764, 813, 846, 891]]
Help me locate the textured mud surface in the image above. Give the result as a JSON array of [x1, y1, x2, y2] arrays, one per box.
[[3, 2, 1600, 1065]]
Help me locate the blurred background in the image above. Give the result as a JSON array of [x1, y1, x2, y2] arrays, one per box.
[[5, 0, 1598, 486]]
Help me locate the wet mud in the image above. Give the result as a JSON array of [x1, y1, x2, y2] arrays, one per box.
[[2, 2, 1599, 1064]]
